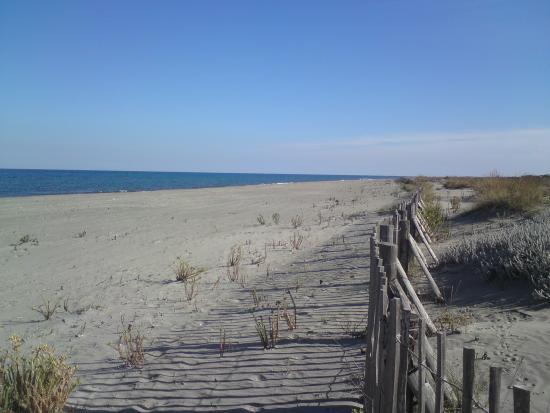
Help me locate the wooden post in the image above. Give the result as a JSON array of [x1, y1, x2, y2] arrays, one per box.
[[379, 242, 398, 283], [408, 235, 445, 302], [373, 276, 388, 413], [397, 309, 410, 412], [513, 386, 530, 413], [383, 298, 401, 413], [418, 318, 426, 413], [435, 332, 446, 413], [365, 236, 380, 413], [398, 219, 410, 273], [380, 223, 394, 243], [489, 366, 502, 413], [462, 347, 475, 413]]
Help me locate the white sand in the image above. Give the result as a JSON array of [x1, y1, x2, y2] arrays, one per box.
[[0, 179, 399, 412]]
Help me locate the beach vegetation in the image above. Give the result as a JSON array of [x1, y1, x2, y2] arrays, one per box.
[[116, 322, 145, 368], [257, 214, 266, 225], [75, 230, 86, 238], [173, 258, 205, 282], [271, 212, 280, 225], [0, 336, 78, 413], [450, 196, 461, 213], [289, 232, 304, 250], [441, 211, 550, 301], [227, 244, 243, 267], [32, 298, 61, 321], [184, 275, 200, 301], [290, 214, 303, 228]]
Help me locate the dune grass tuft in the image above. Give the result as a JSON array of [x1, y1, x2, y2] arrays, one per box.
[[173, 258, 205, 282], [116, 323, 145, 368]]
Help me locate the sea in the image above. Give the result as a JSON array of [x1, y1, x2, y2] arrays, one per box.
[[0, 169, 396, 197]]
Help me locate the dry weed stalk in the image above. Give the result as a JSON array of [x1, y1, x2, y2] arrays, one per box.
[[116, 321, 145, 368], [290, 214, 303, 229], [184, 276, 200, 301], [33, 298, 61, 321], [272, 212, 280, 225], [289, 232, 304, 250]]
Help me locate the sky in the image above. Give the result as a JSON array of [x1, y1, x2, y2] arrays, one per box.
[[1, 0, 549, 176]]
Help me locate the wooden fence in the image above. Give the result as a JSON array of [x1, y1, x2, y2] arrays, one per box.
[[363, 192, 531, 413]]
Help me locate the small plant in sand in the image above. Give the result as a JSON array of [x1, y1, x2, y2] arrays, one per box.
[[116, 321, 145, 368], [283, 290, 297, 330], [289, 232, 304, 251], [0, 335, 78, 413], [290, 214, 303, 229], [253, 311, 279, 350], [75, 230, 87, 238], [227, 244, 243, 267], [434, 308, 473, 333], [317, 211, 323, 225], [183, 275, 200, 301], [257, 214, 266, 225], [173, 258, 205, 282], [272, 212, 280, 225], [251, 288, 267, 309], [33, 297, 61, 321], [450, 196, 461, 213], [341, 319, 367, 339]]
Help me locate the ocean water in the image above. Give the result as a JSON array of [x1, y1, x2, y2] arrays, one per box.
[[0, 169, 396, 197]]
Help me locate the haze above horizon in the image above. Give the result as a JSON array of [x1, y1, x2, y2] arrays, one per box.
[[1, 0, 549, 176]]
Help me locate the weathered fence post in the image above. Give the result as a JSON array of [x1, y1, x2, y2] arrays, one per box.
[[379, 242, 398, 284], [489, 366, 502, 413], [435, 332, 446, 413], [383, 298, 401, 413], [398, 218, 410, 273], [513, 385, 530, 413], [462, 347, 476, 413], [397, 309, 410, 412], [418, 318, 426, 413]]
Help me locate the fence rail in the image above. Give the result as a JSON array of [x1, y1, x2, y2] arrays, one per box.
[[363, 192, 531, 413]]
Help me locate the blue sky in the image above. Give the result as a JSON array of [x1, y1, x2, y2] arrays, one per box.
[[1, 0, 549, 176]]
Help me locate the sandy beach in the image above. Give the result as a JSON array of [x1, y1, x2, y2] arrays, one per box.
[[0, 179, 399, 411]]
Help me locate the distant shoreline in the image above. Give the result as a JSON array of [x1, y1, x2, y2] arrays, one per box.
[[0, 168, 398, 198]]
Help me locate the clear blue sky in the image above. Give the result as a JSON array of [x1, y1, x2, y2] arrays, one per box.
[[1, 0, 549, 175]]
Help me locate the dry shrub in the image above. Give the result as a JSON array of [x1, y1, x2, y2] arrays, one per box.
[[290, 214, 303, 229], [441, 211, 550, 300], [450, 196, 461, 213], [184, 276, 199, 301], [257, 214, 266, 225], [473, 173, 545, 213], [443, 176, 477, 189], [174, 258, 205, 282], [33, 298, 60, 321], [0, 336, 78, 413], [434, 308, 473, 333], [227, 244, 242, 267], [116, 323, 145, 367], [289, 232, 304, 250], [272, 212, 280, 225]]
